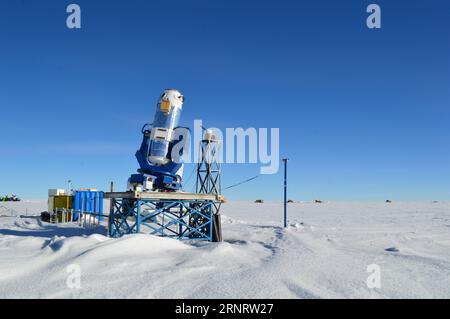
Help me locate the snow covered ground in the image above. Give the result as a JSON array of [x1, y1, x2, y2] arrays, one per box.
[[0, 200, 449, 298]]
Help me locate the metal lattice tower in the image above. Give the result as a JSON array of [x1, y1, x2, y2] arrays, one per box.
[[196, 131, 223, 241], [196, 136, 222, 195]]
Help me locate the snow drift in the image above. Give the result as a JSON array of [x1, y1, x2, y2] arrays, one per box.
[[0, 201, 449, 298]]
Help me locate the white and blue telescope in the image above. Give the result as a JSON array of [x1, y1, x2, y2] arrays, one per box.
[[128, 89, 187, 192]]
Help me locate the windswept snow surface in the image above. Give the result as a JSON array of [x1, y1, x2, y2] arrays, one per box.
[[0, 201, 449, 298]]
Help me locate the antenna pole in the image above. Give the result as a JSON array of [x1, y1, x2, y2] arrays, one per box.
[[283, 158, 289, 228]]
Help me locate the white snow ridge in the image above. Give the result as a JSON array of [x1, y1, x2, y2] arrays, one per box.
[[0, 201, 449, 298]]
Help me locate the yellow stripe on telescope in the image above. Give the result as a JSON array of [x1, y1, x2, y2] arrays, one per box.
[[160, 99, 171, 113]]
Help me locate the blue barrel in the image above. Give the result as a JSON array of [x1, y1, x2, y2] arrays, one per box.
[[73, 190, 104, 222], [73, 191, 81, 221]]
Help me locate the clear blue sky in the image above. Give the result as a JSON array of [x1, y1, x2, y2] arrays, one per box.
[[0, 0, 449, 201]]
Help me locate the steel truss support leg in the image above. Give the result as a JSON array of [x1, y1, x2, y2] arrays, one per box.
[[108, 198, 217, 241]]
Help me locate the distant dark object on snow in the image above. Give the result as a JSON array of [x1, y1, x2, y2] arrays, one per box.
[[0, 195, 20, 202], [385, 247, 399, 253], [287, 199, 294, 203], [433, 201, 439, 203], [315, 200, 323, 204], [254, 199, 264, 203], [385, 200, 392, 203]]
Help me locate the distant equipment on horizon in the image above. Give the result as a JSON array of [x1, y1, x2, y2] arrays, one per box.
[[0, 194, 20, 202]]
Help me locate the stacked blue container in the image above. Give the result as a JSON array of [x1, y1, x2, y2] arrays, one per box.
[[73, 190, 104, 222]]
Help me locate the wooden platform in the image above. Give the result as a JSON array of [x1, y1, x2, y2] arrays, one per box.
[[104, 191, 225, 202]]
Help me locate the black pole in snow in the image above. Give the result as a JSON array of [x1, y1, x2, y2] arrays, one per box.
[[283, 158, 289, 228]]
